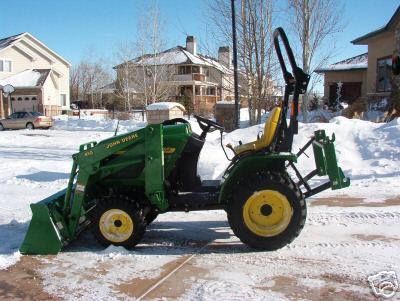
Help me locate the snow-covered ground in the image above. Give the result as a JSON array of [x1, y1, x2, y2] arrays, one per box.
[[0, 115, 399, 300]]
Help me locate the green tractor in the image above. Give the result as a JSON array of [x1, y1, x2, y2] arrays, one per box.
[[20, 28, 349, 255]]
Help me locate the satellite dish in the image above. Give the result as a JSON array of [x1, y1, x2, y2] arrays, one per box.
[[3, 84, 15, 97]]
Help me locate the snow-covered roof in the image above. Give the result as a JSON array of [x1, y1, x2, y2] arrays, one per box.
[[0, 69, 51, 87], [116, 46, 232, 74], [146, 102, 185, 111], [98, 82, 116, 94], [315, 53, 368, 73]]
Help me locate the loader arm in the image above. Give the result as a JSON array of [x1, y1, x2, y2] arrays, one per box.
[[20, 124, 168, 254]]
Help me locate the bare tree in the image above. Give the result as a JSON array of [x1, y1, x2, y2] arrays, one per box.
[[287, 0, 345, 120], [113, 2, 173, 110], [69, 58, 111, 108], [207, 0, 279, 125], [134, 3, 173, 106], [114, 42, 137, 111]]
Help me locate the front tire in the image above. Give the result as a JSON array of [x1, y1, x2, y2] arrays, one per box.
[[26, 122, 34, 130], [91, 198, 146, 248], [146, 208, 159, 224], [227, 171, 306, 251]]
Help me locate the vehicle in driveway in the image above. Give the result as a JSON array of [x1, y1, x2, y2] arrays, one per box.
[[0, 112, 53, 130]]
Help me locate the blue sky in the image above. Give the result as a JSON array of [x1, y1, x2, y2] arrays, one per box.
[[0, 0, 399, 74]]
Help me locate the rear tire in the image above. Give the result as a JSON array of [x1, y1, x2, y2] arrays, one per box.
[[26, 122, 34, 130], [227, 171, 306, 251], [91, 198, 146, 248], [0, 123, 4, 131]]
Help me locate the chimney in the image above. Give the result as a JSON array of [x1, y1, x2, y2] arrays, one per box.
[[186, 36, 197, 55], [218, 46, 231, 68]]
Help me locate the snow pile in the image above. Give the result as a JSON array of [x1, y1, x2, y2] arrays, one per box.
[[53, 118, 146, 132], [199, 116, 400, 200]]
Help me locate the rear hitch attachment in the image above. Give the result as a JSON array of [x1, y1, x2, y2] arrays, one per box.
[[289, 129, 350, 198]]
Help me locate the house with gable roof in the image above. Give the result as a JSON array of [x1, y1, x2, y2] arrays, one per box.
[[317, 6, 400, 114], [113, 36, 238, 114], [0, 32, 71, 117]]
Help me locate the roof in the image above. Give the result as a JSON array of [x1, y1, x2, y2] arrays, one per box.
[[0, 69, 51, 87], [0, 32, 71, 66], [352, 6, 400, 44], [0, 33, 25, 51], [146, 102, 185, 111], [98, 82, 116, 93], [115, 46, 232, 74], [315, 53, 368, 73]]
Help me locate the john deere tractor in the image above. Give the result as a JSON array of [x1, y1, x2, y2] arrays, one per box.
[[20, 28, 349, 255]]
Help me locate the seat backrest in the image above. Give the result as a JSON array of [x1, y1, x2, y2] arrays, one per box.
[[260, 106, 282, 147], [233, 106, 282, 155]]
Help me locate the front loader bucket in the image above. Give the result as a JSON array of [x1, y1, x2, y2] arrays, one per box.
[[20, 189, 67, 255]]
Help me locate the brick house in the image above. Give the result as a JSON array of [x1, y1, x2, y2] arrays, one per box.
[[317, 6, 400, 113], [0, 32, 71, 117]]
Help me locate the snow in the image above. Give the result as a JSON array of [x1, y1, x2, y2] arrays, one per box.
[[0, 113, 399, 299], [131, 46, 231, 74], [147, 102, 185, 111], [317, 53, 368, 72], [0, 69, 42, 87]]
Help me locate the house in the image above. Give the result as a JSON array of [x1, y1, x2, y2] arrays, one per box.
[[316, 53, 368, 107], [113, 36, 244, 115], [317, 6, 400, 112], [0, 32, 71, 117]]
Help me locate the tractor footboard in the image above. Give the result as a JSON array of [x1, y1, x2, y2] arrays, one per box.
[[289, 129, 350, 198]]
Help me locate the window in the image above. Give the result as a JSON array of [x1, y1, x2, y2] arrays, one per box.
[[60, 94, 67, 106], [0, 60, 12, 72], [377, 57, 392, 92], [206, 86, 216, 96], [24, 97, 30, 101], [192, 66, 200, 74], [178, 65, 191, 74], [17, 97, 23, 101], [195, 86, 200, 95]]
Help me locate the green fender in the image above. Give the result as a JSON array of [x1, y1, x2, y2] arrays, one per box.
[[218, 153, 297, 204]]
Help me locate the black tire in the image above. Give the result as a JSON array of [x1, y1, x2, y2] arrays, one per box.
[[0, 123, 4, 131], [26, 122, 34, 130], [146, 208, 159, 224], [227, 171, 306, 251], [91, 198, 146, 248]]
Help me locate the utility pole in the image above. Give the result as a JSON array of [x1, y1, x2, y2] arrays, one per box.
[[0, 85, 4, 119], [231, 0, 240, 129]]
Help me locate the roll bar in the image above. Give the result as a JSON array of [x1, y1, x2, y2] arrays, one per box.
[[273, 27, 310, 147]]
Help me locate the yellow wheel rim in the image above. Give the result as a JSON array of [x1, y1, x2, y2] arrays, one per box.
[[99, 209, 134, 243], [243, 190, 293, 237]]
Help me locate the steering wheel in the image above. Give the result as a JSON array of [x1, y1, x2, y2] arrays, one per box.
[[194, 115, 224, 139]]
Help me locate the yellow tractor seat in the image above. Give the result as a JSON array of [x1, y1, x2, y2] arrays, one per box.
[[233, 107, 282, 155]]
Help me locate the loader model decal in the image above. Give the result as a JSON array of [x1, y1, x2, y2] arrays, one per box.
[[163, 147, 176, 154], [105, 133, 139, 149]]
